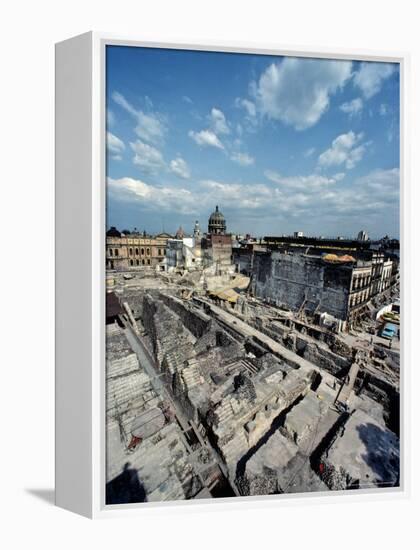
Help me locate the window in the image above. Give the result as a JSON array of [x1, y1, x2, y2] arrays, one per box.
[[146, 248, 150, 256], [135, 248, 139, 255], [142, 259, 145, 265], [141, 248, 144, 255], [129, 248, 133, 256], [147, 259, 151, 265], [109, 249, 113, 256], [130, 259, 133, 266], [136, 259, 139, 266], [115, 249, 119, 257]]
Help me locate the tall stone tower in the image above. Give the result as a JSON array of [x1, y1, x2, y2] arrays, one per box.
[[193, 220, 201, 239]]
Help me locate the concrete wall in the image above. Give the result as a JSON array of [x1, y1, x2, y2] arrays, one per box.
[[253, 252, 351, 321], [233, 249, 253, 275]]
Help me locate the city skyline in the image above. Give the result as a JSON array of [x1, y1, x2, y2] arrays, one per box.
[[106, 46, 400, 239]]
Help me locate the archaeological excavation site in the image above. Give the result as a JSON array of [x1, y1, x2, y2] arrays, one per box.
[[105, 218, 400, 504]]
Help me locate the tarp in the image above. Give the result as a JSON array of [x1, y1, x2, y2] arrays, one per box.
[[210, 288, 240, 303], [323, 253, 356, 263]]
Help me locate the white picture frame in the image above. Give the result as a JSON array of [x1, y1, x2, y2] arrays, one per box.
[[55, 31, 410, 518]]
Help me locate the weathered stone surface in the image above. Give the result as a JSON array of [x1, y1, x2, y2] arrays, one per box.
[[319, 410, 399, 490], [242, 431, 299, 495], [284, 390, 328, 444], [106, 274, 400, 503]]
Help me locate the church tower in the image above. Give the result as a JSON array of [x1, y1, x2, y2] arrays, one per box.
[[208, 205, 226, 235]]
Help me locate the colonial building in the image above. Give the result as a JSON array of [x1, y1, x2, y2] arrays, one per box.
[[106, 228, 171, 271], [163, 207, 233, 273], [165, 235, 203, 272], [202, 205, 233, 271]]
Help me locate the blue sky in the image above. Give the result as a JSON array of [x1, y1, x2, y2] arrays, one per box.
[[106, 46, 400, 239]]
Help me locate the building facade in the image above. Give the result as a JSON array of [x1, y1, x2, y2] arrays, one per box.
[[201, 206, 233, 271], [252, 246, 398, 328], [165, 236, 204, 272], [162, 206, 233, 273], [106, 228, 171, 271]]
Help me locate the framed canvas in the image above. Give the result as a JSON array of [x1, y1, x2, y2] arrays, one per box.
[[55, 32, 409, 518]]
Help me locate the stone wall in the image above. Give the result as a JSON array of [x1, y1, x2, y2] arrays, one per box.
[[142, 294, 159, 356], [159, 293, 212, 338], [233, 249, 253, 276], [253, 251, 351, 321], [251, 318, 351, 376], [210, 234, 233, 268]]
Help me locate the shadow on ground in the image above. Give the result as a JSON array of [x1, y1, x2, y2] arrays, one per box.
[[356, 422, 400, 487], [25, 489, 55, 505], [106, 462, 147, 505]]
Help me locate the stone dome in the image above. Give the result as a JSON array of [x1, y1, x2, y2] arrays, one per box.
[[208, 205, 226, 235]]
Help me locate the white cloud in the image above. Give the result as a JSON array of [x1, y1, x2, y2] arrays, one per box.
[[134, 111, 166, 144], [318, 131, 368, 170], [108, 167, 399, 236], [303, 147, 316, 158], [200, 180, 271, 210], [235, 97, 257, 118], [188, 129, 224, 149], [254, 57, 352, 130], [189, 108, 230, 150], [107, 110, 115, 128], [130, 139, 166, 173], [112, 91, 137, 116], [182, 95, 193, 104], [312, 168, 399, 216], [112, 91, 166, 144], [264, 170, 343, 191], [340, 97, 363, 117], [230, 152, 255, 166], [201, 168, 397, 218], [357, 168, 399, 195], [209, 108, 230, 135], [169, 157, 191, 179], [107, 131, 125, 155], [234, 98, 258, 131], [108, 177, 196, 214], [354, 62, 395, 99], [107, 131, 125, 160]]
